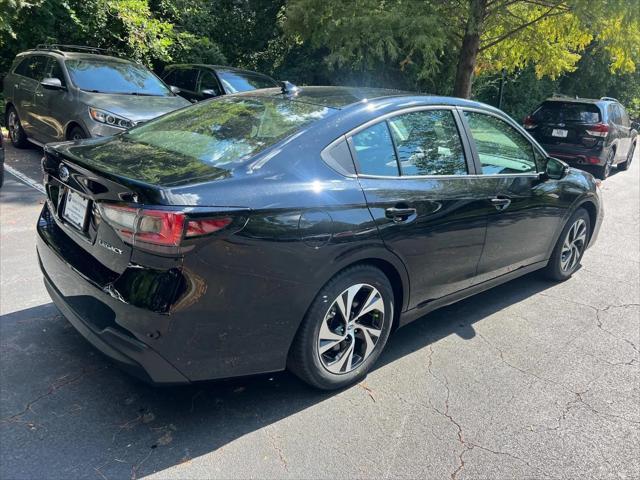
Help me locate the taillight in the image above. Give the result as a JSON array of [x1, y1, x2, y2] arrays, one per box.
[[523, 115, 536, 130], [585, 123, 609, 137], [99, 204, 231, 251]]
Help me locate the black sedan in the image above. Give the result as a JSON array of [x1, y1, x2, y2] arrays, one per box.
[[37, 87, 603, 390]]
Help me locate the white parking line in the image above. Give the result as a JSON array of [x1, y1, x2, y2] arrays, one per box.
[[3, 164, 45, 194]]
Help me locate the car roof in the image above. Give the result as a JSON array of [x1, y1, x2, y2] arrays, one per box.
[[18, 49, 134, 63], [241, 85, 495, 111], [542, 96, 619, 106], [165, 64, 274, 76]]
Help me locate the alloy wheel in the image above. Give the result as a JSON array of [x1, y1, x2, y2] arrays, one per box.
[[604, 151, 614, 178], [317, 283, 385, 374], [8, 111, 20, 143], [560, 218, 587, 272]]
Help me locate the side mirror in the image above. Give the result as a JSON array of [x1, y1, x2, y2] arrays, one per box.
[[170, 85, 181, 94], [41, 77, 64, 90], [543, 156, 570, 180], [200, 89, 218, 98]]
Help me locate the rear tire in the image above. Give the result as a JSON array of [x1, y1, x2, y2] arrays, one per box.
[[617, 142, 635, 171], [288, 265, 394, 390], [595, 149, 614, 179], [6, 107, 29, 149], [543, 208, 590, 282]]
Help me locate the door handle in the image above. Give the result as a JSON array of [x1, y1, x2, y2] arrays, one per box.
[[490, 196, 512, 211], [385, 206, 417, 222]]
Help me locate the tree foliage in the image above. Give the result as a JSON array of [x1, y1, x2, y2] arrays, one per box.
[[0, 0, 638, 122]]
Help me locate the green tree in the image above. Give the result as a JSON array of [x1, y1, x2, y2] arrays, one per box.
[[285, 0, 640, 98]]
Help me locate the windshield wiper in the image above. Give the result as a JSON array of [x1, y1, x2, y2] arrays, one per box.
[[126, 92, 163, 96]]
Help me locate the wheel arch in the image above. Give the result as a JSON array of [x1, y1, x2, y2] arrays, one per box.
[[64, 121, 87, 140]]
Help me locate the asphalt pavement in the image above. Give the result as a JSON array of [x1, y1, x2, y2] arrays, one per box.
[[1, 140, 639, 479]]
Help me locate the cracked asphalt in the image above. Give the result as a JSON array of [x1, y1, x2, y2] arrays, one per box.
[[1, 140, 639, 479]]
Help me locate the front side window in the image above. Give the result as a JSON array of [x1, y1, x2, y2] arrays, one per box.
[[464, 111, 537, 175], [198, 70, 222, 96], [65, 59, 172, 96], [46, 60, 66, 86], [172, 68, 198, 91], [351, 122, 399, 176], [217, 70, 279, 93], [388, 110, 466, 176]]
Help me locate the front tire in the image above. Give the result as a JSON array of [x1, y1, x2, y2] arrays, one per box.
[[288, 265, 394, 390], [68, 125, 87, 141], [6, 107, 29, 148], [543, 208, 590, 281]]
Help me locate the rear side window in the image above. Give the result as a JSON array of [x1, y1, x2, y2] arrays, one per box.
[[533, 102, 601, 124], [352, 122, 399, 176], [388, 110, 467, 176], [14, 55, 49, 80], [464, 111, 537, 175]]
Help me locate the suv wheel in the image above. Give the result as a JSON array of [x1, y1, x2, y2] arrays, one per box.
[[6, 107, 29, 149], [617, 142, 635, 171], [288, 265, 394, 390], [596, 149, 615, 179], [543, 208, 590, 281], [68, 126, 87, 141]]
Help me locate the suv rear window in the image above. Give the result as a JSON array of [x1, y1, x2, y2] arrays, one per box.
[[532, 102, 601, 124]]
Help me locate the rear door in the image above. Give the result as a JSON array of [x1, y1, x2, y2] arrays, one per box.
[[613, 104, 632, 160], [351, 107, 494, 307], [461, 109, 566, 282], [11, 55, 49, 136]]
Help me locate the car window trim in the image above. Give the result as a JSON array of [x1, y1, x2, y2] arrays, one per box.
[[457, 106, 546, 175], [343, 105, 477, 179]]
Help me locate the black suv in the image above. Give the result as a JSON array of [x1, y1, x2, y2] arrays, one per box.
[[524, 96, 637, 179], [162, 64, 279, 102]]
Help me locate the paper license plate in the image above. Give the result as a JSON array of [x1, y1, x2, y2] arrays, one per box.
[[62, 189, 89, 230]]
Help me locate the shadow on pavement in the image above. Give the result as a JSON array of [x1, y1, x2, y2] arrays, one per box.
[[0, 271, 555, 479]]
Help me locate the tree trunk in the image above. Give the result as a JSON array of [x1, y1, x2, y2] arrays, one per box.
[[453, 0, 487, 98]]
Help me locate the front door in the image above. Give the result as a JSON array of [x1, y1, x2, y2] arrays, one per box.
[[351, 108, 494, 308], [461, 109, 566, 282]]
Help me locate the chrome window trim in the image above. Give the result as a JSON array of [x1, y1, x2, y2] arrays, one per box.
[[356, 172, 542, 181]]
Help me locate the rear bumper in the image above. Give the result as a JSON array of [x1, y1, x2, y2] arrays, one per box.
[[37, 224, 190, 385], [543, 143, 608, 166]]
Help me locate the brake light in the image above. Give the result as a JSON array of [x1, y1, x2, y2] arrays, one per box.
[[585, 123, 609, 137], [523, 115, 537, 130], [99, 204, 231, 250]]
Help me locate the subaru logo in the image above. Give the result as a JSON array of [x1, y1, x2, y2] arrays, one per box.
[[59, 164, 70, 182]]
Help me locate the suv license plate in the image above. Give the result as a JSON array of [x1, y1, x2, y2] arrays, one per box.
[[552, 128, 568, 138], [62, 189, 89, 231]]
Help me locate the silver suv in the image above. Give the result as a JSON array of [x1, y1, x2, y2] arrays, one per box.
[[3, 45, 190, 148]]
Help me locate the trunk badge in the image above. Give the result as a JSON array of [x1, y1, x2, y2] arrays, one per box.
[[98, 239, 123, 255], [59, 164, 70, 182]]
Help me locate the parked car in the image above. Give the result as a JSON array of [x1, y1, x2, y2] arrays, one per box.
[[37, 87, 603, 390], [3, 45, 190, 148], [0, 130, 4, 187], [162, 64, 280, 102], [524, 96, 637, 179]]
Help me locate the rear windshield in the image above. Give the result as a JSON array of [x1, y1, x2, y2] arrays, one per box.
[[532, 102, 601, 123], [217, 70, 279, 93], [65, 59, 172, 96], [120, 96, 332, 173]]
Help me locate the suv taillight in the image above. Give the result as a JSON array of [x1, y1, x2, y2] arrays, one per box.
[[585, 123, 609, 138], [99, 204, 231, 251], [523, 115, 537, 130]]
